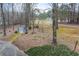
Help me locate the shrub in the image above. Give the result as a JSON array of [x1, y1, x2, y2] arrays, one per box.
[[14, 31, 18, 33], [29, 26, 32, 30], [25, 45, 79, 56]]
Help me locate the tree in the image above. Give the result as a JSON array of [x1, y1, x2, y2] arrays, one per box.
[[0, 3, 6, 36], [52, 3, 58, 46], [23, 3, 31, 33], [69, 3, 76, 24], [38, 12, 48, 20], [7, 4, 10, 31], [31, 4, 38, 33], [59, 3, 69, 23], [12, 3, 15, 30], [77, 4, 79, 24]]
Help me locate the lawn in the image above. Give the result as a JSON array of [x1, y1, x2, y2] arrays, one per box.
[[25, 44, 79, 56]]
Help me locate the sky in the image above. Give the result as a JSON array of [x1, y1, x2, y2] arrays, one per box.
[[4, 3, 50, 12], [36, 3, 51, 10], [5, 3, 79, 12], [15, 3, 51, 12]]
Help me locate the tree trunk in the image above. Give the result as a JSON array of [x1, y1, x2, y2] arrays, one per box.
[[32, 10, 35, 34], [24, 3, 31, 33], [1, 3, 6, 36], [7, 4, 10, 31], [52, 3, 58, 46], [12, 3, 14, 30]]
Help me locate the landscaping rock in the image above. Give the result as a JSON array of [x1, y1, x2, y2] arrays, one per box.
[[0, 40, 27, 56]]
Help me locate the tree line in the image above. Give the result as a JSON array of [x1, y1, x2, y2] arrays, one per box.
[[0, 3, 79, 46]]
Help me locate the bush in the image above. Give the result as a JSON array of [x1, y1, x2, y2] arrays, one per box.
[[29, 26, 32, 30], [14, 31, 18, 33], [35, 25, 39, 28], [25, 45, 79, 56]]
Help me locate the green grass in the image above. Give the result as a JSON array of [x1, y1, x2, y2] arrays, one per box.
[[25, 45, 79, 56]]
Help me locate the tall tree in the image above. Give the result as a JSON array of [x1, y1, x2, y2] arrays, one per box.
[[24, 3, 31, 33], [7, 4, 10, 30], [69, 3, 76, 24], [52, 3, 58, 46], [0, 3, 6, 36], [77, 4, 79, 24], [12, 3, 14, 30], [30, 4, 37, 33]]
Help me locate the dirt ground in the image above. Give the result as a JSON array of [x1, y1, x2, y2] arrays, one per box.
[[13, 28, 52, 51], [13, 24, 79, 53], [57, 24, 79, 53], [0, 25, 19, 41], [0, 24, 52, 51], [1, 24, 79, 53]]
